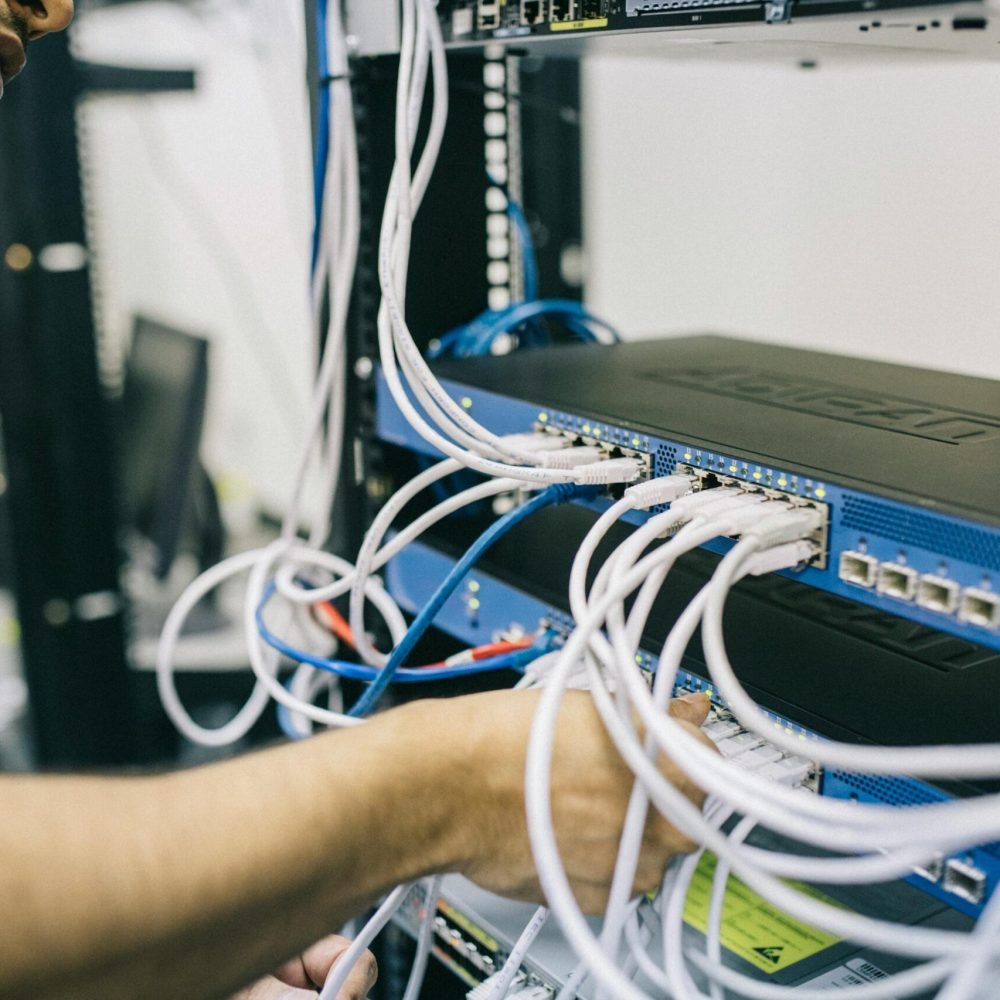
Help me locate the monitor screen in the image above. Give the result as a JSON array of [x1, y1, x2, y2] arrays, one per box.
[[118, 316, 217, 580]]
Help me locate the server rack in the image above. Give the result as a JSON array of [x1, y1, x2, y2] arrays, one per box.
[[339, 4, 1000, 996]]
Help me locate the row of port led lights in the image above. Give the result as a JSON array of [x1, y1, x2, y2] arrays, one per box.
[[680, 449, 829, 500], [637, 0, 755, 8], [536, 410, 653, 452], [838, 551, 1000, 632], [671, 668, 823, 747]]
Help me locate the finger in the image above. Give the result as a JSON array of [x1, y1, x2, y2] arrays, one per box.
[[230, 975, 317, 1000], [667, 690, 712, 726], [296, 936, 378, 998], [274, 935, 349, 988]]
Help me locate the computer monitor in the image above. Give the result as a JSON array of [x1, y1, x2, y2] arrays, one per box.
[[117, 315, 222, 580]]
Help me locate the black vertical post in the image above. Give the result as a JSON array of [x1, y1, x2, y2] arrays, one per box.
[[519, 58, 583, 302], [0, 34, 135, 767]]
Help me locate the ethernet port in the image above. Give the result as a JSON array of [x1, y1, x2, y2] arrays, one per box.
[[478, 0, 502, 28], [839, 551, 878, 589], [917, 575, 960, 615], [521, 0, 546, 23], [550, 0, 577, 16], [959, 588, 1000, 631], [876, 563, 917, 601], [943, 858, 987, 904]]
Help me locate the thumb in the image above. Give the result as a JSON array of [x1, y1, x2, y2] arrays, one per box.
[[667, 690, 712, 727], [231, 976, 317, 1000]]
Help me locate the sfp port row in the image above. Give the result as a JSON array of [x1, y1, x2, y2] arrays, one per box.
[[839, 551, 1000, 631]]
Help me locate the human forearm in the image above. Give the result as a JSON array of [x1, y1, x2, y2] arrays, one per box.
[[0, 688, 711, 1000], [0, 699, 462, 1000]]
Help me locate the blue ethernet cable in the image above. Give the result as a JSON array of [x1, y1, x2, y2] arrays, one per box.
[[311, 0, 331, 271], [429, 299, 621, 360], [467, 298, 620, 355], [277, 681, 306, 741], [507, 197, 539, 303], [255, 583, 547, 683], [348, 482, 599, 717]]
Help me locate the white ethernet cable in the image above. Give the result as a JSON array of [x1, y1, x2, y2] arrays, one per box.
[[317, 883, 412, 1000], [523, 487, 1000, 1000], [271, 432, 571, 610], [372, 0, 639, 483], [481, 905, 549, 1000], [282, 660, 343, 740], [702, 536, 1000, 778], [148, 9, 678, 1000], [286, 0, 359, 548], [155, 0, 367, 741], [401, 876, 444, 1000]]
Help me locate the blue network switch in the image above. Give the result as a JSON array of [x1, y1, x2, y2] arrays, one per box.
[[375, 336, 1000, 652], [384, 537, 999, 918]]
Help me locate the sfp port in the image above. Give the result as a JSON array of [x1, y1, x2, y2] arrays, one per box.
[[912, 854, 944, 883], [876, 563, 918, 601], [917, 575, 960, 615], [943, 857, 987, 904], [959, 587, 1000, 631], [839, 551, 878, 589]]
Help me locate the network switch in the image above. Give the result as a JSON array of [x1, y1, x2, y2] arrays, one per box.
[[429, 0, 970, 40], [393, 866, 974, 997], [346, 2, 1000, 84], [376, 335, 1000, 652]]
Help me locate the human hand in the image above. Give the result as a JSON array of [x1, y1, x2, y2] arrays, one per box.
[[231, 934, 377, 1000], [434, 688, 714, 913]]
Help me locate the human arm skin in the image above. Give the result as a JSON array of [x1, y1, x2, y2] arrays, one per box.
[[0, 688, 711, 1000]]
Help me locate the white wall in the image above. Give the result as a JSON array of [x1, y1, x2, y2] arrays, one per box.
[[583, 54, 1000, 380], [76, 1, 316, 522]]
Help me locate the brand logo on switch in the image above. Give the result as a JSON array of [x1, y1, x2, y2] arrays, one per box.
[[638, 366, 1000, 445]]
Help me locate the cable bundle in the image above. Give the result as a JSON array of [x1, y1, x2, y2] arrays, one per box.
[[522, 485, 1000, 999]]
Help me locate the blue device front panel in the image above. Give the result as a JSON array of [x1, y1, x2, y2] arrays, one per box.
[[375, 371, 1000, 652], [385, 537, 998, 919]]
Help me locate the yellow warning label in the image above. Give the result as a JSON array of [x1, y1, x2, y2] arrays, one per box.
[[437, 900, 499, 954], [683, 854, 841, 974], [549, 18, 609, 31]]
